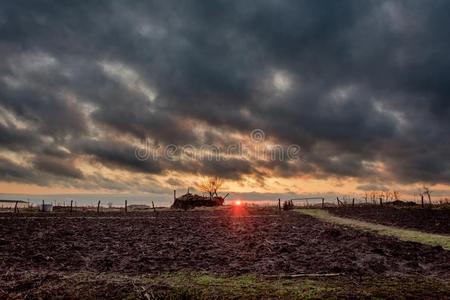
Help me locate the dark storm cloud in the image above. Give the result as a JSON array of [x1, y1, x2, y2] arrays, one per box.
[[0, 121, 41, 150], [33, 156, 84, 179], [0, 0, 449, 189], [0, 157, 43, 184], [0, 80, 88, 140], [76, 139, 163, 174]]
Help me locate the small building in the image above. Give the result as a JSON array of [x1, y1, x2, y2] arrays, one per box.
[[0, 200, 29, 209]]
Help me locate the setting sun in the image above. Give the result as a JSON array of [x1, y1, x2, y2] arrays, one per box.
[[235, 200, 241, 206]]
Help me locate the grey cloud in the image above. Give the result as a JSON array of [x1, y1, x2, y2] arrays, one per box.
[[0, 121, 41, 150], [76, 139, 163, 174], [166, 177, 184, 187], [356, 183, 389, 192], [33, 156, 84, 179], [0, 0, 449, 190], [0, 157, 43, 184]]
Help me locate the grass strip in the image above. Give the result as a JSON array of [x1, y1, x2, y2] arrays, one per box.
[[296, 209, 450, 250], [3, 271, 449, 299]]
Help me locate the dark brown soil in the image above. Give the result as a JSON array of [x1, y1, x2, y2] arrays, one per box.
[[1, 207, 449, 278], [327, 207, 450, 235]]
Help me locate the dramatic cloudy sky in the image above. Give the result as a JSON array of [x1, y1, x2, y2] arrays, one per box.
[[0, 0, 449, 202]]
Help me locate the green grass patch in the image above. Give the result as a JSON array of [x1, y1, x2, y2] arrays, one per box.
[[296, 209, 450, 250], [152, 273, 327, 299], [5, 272, 449, 299]]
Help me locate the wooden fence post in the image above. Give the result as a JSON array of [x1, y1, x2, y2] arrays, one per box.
[[42, 200, 45, 212], [125, 199, 128, 213], [70, 200, 73, 213], [14, 201, 18, 214], [421, 194, 424, 208], [379, 198, 383, 206], [152, 201, 156, 214], [278, 198, 281, 211], [352, 198, 355, 207], [97, 200, 101, 213], [322, 198, 325, 208], [174, 190, 176, 201]]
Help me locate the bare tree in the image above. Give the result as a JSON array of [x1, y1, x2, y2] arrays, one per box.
[[197, 176, 224, 198], [423, 186, 432, 206]]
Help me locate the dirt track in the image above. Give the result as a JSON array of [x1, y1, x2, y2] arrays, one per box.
[[327, 207, 450, 235], [1, 207, 449, 278]]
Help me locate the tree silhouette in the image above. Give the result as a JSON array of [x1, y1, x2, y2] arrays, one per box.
[[197, 176, 224, 199], [423, 186, 432, 206]]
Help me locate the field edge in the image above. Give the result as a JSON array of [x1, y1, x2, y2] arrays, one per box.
[[2, 271, 450, 299], [296, 209, 450, 250]]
